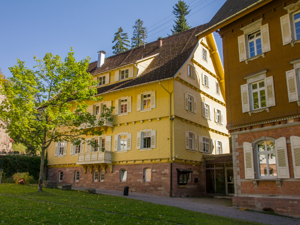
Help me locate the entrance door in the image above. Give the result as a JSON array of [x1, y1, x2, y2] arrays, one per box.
[[225, 168, 234, 195]]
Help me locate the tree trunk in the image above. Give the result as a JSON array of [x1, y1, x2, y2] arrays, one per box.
[[38, 147, 45, 192]]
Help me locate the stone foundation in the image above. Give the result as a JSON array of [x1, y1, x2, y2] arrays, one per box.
[[233, 196, 300, 217], [47, 162, 205, 197]]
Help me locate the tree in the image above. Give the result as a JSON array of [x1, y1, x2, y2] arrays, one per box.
[[131, 19, 147, 48], [0, 48, 110, 191], [112, 27, 130, 54], [171, 0, 191, 34]]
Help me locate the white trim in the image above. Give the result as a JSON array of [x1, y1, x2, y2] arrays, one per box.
[[240, 18, 263, 34]]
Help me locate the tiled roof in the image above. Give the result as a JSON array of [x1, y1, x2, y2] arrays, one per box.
[[89, 24, 207, 95], [196, 0, 266, 36]]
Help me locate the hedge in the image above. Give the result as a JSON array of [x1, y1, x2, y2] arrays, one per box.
[[0, 155, 41, 180]]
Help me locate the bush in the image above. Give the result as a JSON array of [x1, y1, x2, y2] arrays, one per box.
[[12, 172, 34, 185], [0, 155, 41, 180]]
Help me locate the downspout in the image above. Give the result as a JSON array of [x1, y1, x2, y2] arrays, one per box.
[[159, 80, 173, 197]]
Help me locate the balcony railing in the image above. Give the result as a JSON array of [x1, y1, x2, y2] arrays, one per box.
[[79, 117, 113, 129], [77, 151, 112, 164]]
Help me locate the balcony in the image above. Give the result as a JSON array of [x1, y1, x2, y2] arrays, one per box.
[[77, 151, 112, 165]]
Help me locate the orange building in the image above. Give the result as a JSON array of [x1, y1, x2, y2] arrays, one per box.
[[196, 0, 300, 217]]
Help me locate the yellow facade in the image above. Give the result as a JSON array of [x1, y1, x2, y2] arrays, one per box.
[[47, 33, 229, 168]]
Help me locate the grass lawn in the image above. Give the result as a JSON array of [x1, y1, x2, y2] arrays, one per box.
[[0, 184, 260, 225]]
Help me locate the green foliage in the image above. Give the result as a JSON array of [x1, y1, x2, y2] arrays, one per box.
[[0, 184, 259, 225], [131, 19, 147, 48], [0, 48, 109, 190], [12, 172, 34, 184], [112, 27, 130, 54], [0, 155, 40, 180], [171, 0, 191, 34], [12, 143, 27, 154]]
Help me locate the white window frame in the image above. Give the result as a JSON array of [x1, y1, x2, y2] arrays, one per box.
[[74, 171, 80, 182], [142, 131, 151, 149], [119, 69, 129, 80], [100, 170, 105, 182], [137, 91, 156, 112], [202, 102, 211, 120], [94, 171, 98, 182], [115, 96, 131, 116], [216, 140, 223, 154], [142, 93, 151, 110], [114, 132, 131, 152], [144, 168, 151, 182], [187, 95, 193, 112], [203, 137, 210, 153], [90, 137, 99, 152], [120, 98, 128, 114], [188, 64, 192, 77], [74, 145, 81, 154], [293, 11, 300, 40], [188, 132, 195, 150], [216, 81, 220, 95], [250, 80, 267, 110], [119, 134, 127, 151], [59, 171, 63, 182], [215, 108, 222, 124], [185, 131, 197, 151], [58, 142, 66, 156], [120, 169, 127, 182], [202, 47, 208, 61], [203, 74, 209, 88], [247, 30, 262, 58], [97, 75, 106, 86]]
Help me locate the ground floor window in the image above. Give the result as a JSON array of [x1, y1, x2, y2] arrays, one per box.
[[256, 140, 277, 178], [94, 171, 98, 182], [143, 168, 151, 182], [74, 171, 79, 182], [59, 172, 63, 182], [100, 170, 105, 182], [120, 169, 127, 182], [177, 169, 192, 185]]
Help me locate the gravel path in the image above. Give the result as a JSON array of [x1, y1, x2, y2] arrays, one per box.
[[72, 187, 300, 225]]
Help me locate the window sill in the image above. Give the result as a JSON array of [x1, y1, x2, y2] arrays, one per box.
[[186, 110, 196, 114], [290, 39, 300, 47], [216, 122, 223, 126], [248, 107, 269, 116], [245, 53, 265, 64], [187, 149, 197, 152], [116, 150, 128, 153], [188, 75, 196, 80], [140, 108, 152, 113], [56, 155, 65, 158], [118, 113, 129, 117], [140, 148, 152, 151], [252, 178, 282, 188]]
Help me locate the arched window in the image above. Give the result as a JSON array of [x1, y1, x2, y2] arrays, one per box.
[[256, 140, 277, 178], [74, 171, 80, 182], [59, 171, 63, 182], [94, 171, 98, 182], [120, 169, 127, 182], [143, 168, 151, 182]]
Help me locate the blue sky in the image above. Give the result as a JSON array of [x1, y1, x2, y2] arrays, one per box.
[[0, 0, 226, 77]]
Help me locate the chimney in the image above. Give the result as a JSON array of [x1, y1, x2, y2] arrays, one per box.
[[97, 51, 106, 68], [159, 39, 163, 48]]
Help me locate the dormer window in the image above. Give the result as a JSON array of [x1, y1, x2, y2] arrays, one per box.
[[202, 48, 208, 61], [120, 69, 129, 80], [97, 76, 106, 86]]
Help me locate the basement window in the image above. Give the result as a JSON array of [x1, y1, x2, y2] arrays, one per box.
[[177, 169, 192, 185]]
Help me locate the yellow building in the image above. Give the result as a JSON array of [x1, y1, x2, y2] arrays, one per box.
[[47, 25, 230, 197]]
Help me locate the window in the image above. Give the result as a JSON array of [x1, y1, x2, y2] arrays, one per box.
[[144, 168, 151, 182], [177, 169, 192, 185], [120, 169, 127, 182], [216, 82, 220, 94], [216, 141, 223, 154], [74, 171, 79, 182], [115, 97, 131, 115], [257, 141, 277, 178], [240, 72, 275, 114], [137, 91, 156, 111], [143, 94, 151, 110], [188, 64, 192, 77], [202, 102, 210, 120], [251, 80, 266, 110], [94, 105, 100, 116], [202, 48, 207, 61], [114, 133, 131, 151], [142, 131, 151, 149], [203, 138, 210, 153], [247, 30, 262, 58], [56, 142, 67, 156], [119, 69, 129, 80], [137, 130, 156, 150], [59, 143, 65, 155], [185, 131, 197, 151], [243, 137, 290, 180], [91, 138, 99, 152], [120, 99, 128, 114], [74, 145, 81, 154], [238, 19, 270, 62], [94, 171, 98, 182], [214, 108, 223, 125], [100, 170, 105, 182], [101, 137, 105, 152], [59, 172, 63, 182], [185, 93, 196, 113], [120, 135, 127, 151], [202, 74, 209, 87], [294, 12, 300, 40], [97, 76, 106, 86]]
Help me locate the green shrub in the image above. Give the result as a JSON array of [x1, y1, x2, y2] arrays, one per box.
[[12, 172, 34, 185], [0, 155, 41, 180]]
